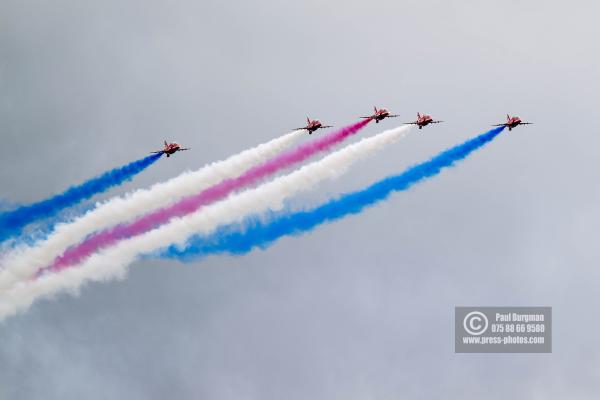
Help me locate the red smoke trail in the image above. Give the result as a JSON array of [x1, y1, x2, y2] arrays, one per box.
[[48, 119, 371, 272]]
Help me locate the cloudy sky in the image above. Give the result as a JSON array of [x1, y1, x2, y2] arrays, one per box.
[[1, 0, 599, 398]]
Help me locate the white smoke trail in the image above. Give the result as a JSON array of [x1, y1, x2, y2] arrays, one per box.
[[0, 130, 303, 290], [0, 125, 412, 320]]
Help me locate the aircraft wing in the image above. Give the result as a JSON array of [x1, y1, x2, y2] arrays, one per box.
[[360, 116, 373, 119], [150, 150, 165, 154], [320, 125, 333, 128], [520, 122, 533, 125], [431, 121, 444, 124], [403, 121, 419, 125], [387, 115, 400, 118], [492, 123, 507, 127], [179, 148, 191, 151]]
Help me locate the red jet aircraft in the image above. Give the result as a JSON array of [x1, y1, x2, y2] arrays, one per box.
[[361, 106, 399, 123], [493, 114, 532, 131], [151, 141, 190, 157], [296, 117, 333, 134], [404, 112, 443, 129]]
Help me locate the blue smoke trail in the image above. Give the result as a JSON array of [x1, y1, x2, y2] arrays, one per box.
[[160, 127, 505, 262], [0, 153, 162, 242]]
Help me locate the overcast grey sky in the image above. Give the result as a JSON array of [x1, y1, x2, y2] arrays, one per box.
[[1, 0, 600, 399]]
